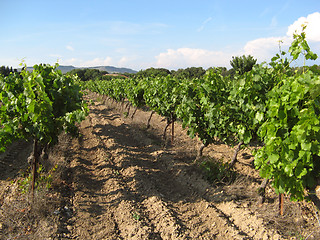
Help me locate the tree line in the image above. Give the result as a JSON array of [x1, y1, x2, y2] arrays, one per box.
[[0, 55, 257, 81], [133, 55, 257, 79], [0, 66, 18, 77], [2, 55, 320, 81]]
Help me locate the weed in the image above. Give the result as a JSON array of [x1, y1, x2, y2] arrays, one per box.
[[199, 158, 236, 185], [132, 211, 141, 221], [17, 164, 58, 193]]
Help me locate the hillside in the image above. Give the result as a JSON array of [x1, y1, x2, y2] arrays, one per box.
[[25, 65, 137, 74], [87, 66, 137, 74]]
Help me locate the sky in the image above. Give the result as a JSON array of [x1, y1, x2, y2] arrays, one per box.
[[1, 0, 320, 71]]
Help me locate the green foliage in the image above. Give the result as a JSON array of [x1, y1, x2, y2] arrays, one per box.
[[308, 64, 320, 75], [255, 71, 320, 201], [17, 164, 58, 193], [206, 67, 231, 77], [289, 24, 318, 63], [230, 55, 257, 75], [132, 211, 141, 221], [227, 64, 280, 144], [171, 67, 206, 79], [142, 75, 181, 122], [0, 66, 17, 77], [0, 63, 88, 151], [176, 77, 212, 144], [68, 68, 108, 81], [269, 40, 292, 75], [136, 67, 170, 78], [254, 25, 320, 201], [177, 68, 232, 145], [199, 158, 236, 184], [125, 78, 145, 108]]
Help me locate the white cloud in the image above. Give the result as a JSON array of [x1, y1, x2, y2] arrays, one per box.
[[60, 58, 79, 66], [82, 57, 113, 67], [243, 36, 291, 62], [0, 57, 23, 68], [59, 55, 142, 69], [287, 12, 320, 42], [118, 56, 129, 67], [242, 12, 320, 63], [155, 48, 232, 69], [60, 57, 113, 67], [66, 45, 74, 51], [49, 54, 62, 58]]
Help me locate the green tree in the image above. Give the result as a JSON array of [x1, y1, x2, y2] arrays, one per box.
[[0, 66, 14, 77], [230, 55, 257, 75], [206, 67, 229, 77], [83, 69, 102, 81], [172, 67, 206, 79], [308, 64, 320, 75], [136, 67, 170, 78], [68, 68, 108, 81], [68, 69, 86, 80]]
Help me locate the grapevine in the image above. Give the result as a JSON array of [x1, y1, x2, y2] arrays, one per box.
[[255, 25, 319, 201], [0, 63, 88, 198]]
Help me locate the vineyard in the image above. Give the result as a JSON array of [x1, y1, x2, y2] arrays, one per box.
[[0, 27, 320, 239], [83, 27, 320, 203]]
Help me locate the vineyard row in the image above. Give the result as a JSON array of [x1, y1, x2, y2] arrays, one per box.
[[82, 28, 320, 202]]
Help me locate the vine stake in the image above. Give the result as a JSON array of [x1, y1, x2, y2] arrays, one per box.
[[171, 117, 174, 144], [31, 138, 39, 201], [279, 193, 284, 215]]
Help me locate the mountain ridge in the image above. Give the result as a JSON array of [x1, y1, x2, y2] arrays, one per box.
[[25, 65, 137, 74]]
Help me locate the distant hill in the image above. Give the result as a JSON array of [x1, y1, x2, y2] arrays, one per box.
[[24, 65, 137, 74], [86, 66, 137, 74]]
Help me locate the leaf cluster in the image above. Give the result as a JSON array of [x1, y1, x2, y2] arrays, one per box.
[[254, 24, 320, 201], [230, 55, 257, 75], [0, 63, 88, 151], [255, 71, 320, 200]]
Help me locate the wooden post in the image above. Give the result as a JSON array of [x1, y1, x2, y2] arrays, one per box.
[[279, 193, 284, 215], [171, 112, 174, 144], [31, 138, 39, 201]]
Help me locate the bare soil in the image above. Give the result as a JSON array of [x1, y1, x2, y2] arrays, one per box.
[[1, 91, 320, 239]]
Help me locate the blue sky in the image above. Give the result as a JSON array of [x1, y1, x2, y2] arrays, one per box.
[[1, 0, 320, 70]]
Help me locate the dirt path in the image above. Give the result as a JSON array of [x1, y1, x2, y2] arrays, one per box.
[[56, 91, 309, 240]]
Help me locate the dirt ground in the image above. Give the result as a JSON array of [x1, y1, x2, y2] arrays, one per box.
[[1, 91, 320, 239]]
